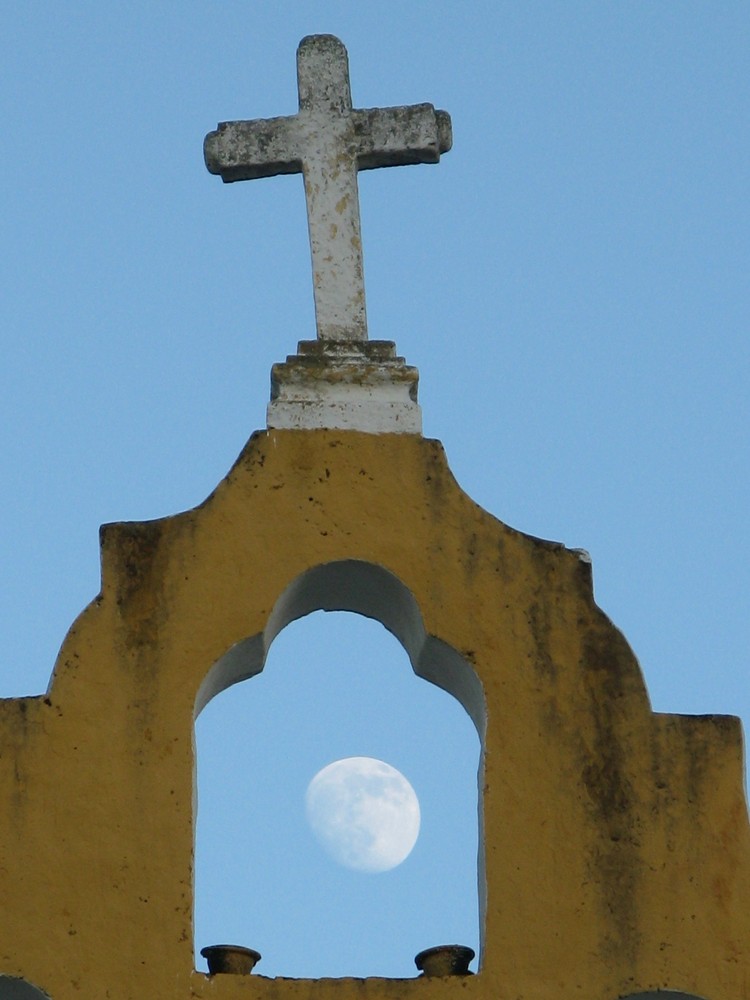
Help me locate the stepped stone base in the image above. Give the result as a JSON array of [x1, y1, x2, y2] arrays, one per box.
[[267, 340, 422, 433]]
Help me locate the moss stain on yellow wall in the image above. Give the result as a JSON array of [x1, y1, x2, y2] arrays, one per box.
[[0, 430, 747, 1000]]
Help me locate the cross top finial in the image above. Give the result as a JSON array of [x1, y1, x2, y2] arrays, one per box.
[[297, 34, 351, 112], [205, 35, 451, 344]]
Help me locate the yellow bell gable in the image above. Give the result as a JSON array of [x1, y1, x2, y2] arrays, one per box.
[[1, 429, 748, 1000]]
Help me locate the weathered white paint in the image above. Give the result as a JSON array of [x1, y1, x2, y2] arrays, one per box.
[[266, 340, 422, 433], [204, 34, 451, 343]]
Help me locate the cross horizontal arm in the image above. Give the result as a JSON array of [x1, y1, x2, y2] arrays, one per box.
[[355, 105, 453, 170], [204, 116, 302, 183]]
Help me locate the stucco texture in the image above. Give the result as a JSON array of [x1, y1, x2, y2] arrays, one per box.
[[0, 429, 747, 1000]]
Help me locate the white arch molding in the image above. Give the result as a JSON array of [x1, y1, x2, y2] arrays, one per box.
[[195, 560, 486, 738]]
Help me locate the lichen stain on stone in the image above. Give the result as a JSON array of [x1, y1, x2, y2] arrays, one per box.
[[420, 442, 451, 507], [0, 699, 47, 814], [526, 601, 557, 681], [110, 522, 165, 606], [0, 698, 46, 748], [106, 521, 171, 654], [683, 715, 741, 803], [461, 531, 480, 577], [575, 627, 645, 961], [580, 747, 633, 824]]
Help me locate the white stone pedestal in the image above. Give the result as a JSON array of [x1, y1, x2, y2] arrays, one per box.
[[266, 340, 422, 434]]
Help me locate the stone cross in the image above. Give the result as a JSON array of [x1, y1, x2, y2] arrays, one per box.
[[204, 34, 452, 343]]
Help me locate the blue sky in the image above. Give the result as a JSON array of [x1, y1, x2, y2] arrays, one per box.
[[1, 2, 748, 981]]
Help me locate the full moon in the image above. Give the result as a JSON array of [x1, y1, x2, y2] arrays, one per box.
[[305, 757, 421, 873]]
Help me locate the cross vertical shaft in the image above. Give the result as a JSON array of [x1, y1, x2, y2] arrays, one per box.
[[296, 37, 367, 340]]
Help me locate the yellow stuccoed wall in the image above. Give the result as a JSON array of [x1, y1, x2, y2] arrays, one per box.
[[0, 429, 748, 1000]]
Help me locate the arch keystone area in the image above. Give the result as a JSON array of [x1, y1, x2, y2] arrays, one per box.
[[196, 559, 484, 732]]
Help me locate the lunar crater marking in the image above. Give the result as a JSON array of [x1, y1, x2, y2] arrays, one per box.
[[305, 756, 421, 873]]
